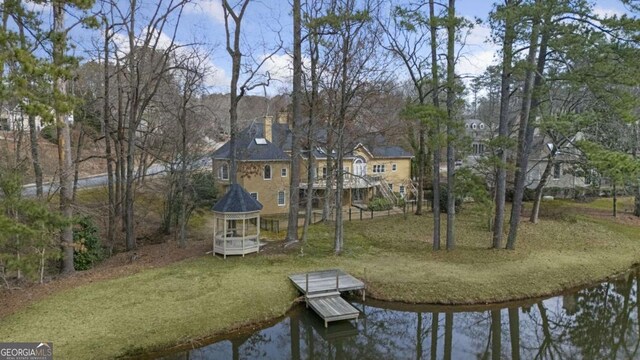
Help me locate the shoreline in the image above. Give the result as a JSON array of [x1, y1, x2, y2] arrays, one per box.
[[138, 263, 640, 359]]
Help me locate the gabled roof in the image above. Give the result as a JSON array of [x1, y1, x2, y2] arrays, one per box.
[[212, 117, 413, 161], [370, 146, 413, 158], [212, 120, 290, 161], [212, 184, 263, 213]]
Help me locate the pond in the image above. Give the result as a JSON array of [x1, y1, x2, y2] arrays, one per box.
[[157, 270, 639, 359]]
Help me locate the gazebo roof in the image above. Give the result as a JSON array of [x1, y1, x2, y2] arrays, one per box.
[[212, 184, 263, 213]]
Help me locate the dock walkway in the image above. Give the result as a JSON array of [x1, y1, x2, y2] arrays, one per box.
[[288, 269, 365, 327]]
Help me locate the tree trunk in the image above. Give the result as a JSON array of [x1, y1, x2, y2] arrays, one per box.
[[416, 127, 425, 215], [508, 307, 520, 360], [286, 0, 302, 243], [530, 156, 554, 224], [104, 25, 116, 250], [430, 312, 439, 360], [635, 185, 640, 217], [507, 6, 549, 249], [28, 115, 43, 198], [124, 0, 138, 251], [492, 0, 517, 249], [72, 123, 85, 202], [445, 0, 456, 250], [223, 0, 251, 186], [177, 97, 189, 248], [613, 183, 617, 217], [491, 310, 502, 360], [302, 28, 319, 244], [334, 20, 351, 254], [444, 313, 453, 360], [53, 2, 75, 274], [429, 0, 441, 250]]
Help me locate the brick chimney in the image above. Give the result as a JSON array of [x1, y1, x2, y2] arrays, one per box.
[[264, 115, 273, 142], [277, 111, 288, 124]]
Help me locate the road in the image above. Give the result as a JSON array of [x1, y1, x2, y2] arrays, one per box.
[[21, 164, 168, 197]]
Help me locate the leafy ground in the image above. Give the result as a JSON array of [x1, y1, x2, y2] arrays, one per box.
[[1, 199, 640, 359]]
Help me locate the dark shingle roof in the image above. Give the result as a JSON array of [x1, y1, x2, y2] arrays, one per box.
[[370, 146, 413, 158], [212, 184, 263, 213], [212, 120, 290, 161]]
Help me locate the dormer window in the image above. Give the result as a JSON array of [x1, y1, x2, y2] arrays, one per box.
[[264, 164, 272, 180], [472, 123, 477, 129], [255, 138, 267, 145], [465, 123, 470, 129], [479, 123, 485, 129]]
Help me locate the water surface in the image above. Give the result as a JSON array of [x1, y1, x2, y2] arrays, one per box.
[[158, 270, 640, 359]]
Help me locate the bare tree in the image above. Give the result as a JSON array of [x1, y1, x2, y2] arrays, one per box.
[[286, 0, 302, 243], [222, 0, 280, 186]]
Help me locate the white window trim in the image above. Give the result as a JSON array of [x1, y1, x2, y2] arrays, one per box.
[[277, 191, 286, 206], [392, 163, 397, 172], [281, 167, 287, 177], [250, 192, 259, 201], [219, 164, 229, 180], [264, 164, 272, 180]]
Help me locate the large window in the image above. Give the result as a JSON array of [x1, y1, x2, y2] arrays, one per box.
[[219, 163, 229, 180], [317, 167, 327, 179], [553, 163, 561, 179], [277, 191, 286, 206], [264, 164, 272, 180], [372, 164, 385, 173], [472, 143, 485, 155]]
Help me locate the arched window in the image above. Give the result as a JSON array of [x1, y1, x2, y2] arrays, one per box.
[[219, 163, 229, 180], [479, 123, 485, 129], [264, 164, 272, 180], [472, 123, 477, 129]]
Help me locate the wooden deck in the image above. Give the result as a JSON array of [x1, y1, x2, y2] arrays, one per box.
[[289, 269, 366, 295], [288, 269, 365, 327]]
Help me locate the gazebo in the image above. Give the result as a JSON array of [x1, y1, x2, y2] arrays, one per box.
[[212, 184, 263, 258]]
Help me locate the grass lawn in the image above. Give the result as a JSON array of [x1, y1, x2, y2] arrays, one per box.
[[1, 200, 640, 359]]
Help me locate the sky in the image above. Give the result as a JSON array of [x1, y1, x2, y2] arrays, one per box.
[[26, 0, 634, 96]]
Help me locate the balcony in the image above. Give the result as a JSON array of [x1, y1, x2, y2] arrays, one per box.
[[300, 174, 381, 190]]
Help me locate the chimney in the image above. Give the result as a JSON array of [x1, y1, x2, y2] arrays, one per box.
[[264, 115, 273, 142], [277, 111, 288, 124]]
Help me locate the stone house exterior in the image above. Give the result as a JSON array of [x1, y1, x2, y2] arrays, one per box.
[[212, 114, 414, 215]]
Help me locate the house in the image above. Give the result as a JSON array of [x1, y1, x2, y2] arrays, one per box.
[[461, 117, 588, 193], [212, 114, 414, 215], [525, 132, 588, 190], [0, 103, 74, 132], [0, 105, 43, 132], [462, 119, 491, 167]]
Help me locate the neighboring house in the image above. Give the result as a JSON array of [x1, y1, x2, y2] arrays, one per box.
[[462, 119, 490, 167], [462, 118, 587, 191], [0, 105, 44, 132], [0, 104, 74, 132], [525, 133, 587, 190], [212, 114, 414, 215]]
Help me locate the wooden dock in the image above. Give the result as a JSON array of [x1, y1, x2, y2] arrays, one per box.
[[289, 269, 365, 328]]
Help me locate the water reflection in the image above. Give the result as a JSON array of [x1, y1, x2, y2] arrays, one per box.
[[158, 270, 640, 360]]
